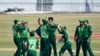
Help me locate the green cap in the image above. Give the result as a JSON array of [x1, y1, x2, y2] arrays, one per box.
[[84, 19, 88, 22], [14, 19, 20, 23], [79, 20, 84, 23], [60, 26, 66, 30]]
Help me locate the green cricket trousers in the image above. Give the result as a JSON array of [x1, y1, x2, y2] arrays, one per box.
[[40, 38, 51, 56], [59, 42, 73, 56], [82, 38, 94, 56], [21, 38, 28, 56], [49, 35, 57, 56], [14, 38, 21, 56], [76, 38, 82, 56]]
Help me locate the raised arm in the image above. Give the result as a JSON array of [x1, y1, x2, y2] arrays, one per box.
[[38, 18, 42, 25], [58, 25, 63, 34]]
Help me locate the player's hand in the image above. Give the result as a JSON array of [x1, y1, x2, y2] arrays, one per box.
[[57, 24, 60, 29], [23, 42, 27, 50], [58, 38, 63, 43]]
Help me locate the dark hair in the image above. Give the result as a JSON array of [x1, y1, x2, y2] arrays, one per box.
[[14, 20, 19, 24], [30, 31, 35, 36], [48, 17, 53, 21]]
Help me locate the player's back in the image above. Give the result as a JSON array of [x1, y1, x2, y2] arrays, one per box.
[[28, 37, 38, 51]]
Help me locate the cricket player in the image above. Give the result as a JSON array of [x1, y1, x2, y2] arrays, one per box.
[[82, 20, 94, 56], [12, 19, 21, 56], [19, 21, 29, 56], [74, 20, 85, 56], [25, 31, 39, 56], [58, 25, 74, 56], [36, 19, 51, 56], [47, 17, 58, 56]]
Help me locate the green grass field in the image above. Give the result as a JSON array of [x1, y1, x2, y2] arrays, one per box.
[[0, 13, 100, 56]]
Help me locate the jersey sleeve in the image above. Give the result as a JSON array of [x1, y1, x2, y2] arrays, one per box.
[[74, 26, 78, 38], [88, 25, 92, 37]]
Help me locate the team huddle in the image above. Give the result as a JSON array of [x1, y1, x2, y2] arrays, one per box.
[[12, 17, 94, 56]]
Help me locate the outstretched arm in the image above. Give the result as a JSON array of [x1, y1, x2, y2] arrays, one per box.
[[57, 25, 63, 34], [87, 25, 92, 42]]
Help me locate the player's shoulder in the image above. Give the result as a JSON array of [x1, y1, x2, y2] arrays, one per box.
[[33, 38, 38, 42], [85, 25, 92, 28], [28, 37, 38, 41], [12, 24, 17, 27], [33, 37, 38, 41]]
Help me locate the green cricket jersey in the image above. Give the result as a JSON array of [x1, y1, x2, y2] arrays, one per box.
[[28, 37, 38, 51], [47, 24, 57, 36], [20, 26, 29, 38], [83, 25, 92, 38], [75, 25, 84, 39], [12, 24, 20, 38], [58, 29, 71, 43], [36, 25, 49, 38], [63, 31, 71, 43]]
